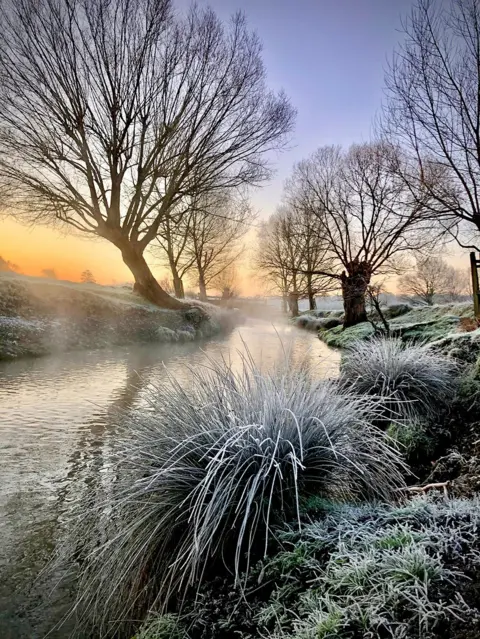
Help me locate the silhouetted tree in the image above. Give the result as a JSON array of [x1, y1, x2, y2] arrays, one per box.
[[257, 206, 334, 316], [41, 268, 57, 280], [154, 201, 196, 299], [384, 0, 480, 249], [185, 192, 252, 301], [211, 264, 240, 301], [288, 142, 437, 326], [80, 270, 96, 284], [256, 216, 291, 311], [158, 277, 175, 296], [0, 255, 19, 272], [399, 257, 469, 305], [0, 0, 294, 308], [366, 281, 390, 336]]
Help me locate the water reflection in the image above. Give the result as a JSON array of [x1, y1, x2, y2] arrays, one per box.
[[0, 319, 339, 637]]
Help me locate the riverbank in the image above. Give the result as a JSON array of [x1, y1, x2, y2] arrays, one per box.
[[128, 338, 480, 639], [41, 330, 477, 639], [305, 301, 477, 349], [0, 273, 241, 360]]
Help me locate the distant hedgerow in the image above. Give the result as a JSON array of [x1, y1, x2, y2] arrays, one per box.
[[66, 355, 406, 637]]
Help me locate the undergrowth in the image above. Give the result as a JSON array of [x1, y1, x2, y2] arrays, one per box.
[[138, 496, 480, 639]]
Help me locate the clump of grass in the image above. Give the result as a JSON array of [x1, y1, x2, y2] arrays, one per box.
[[67, 355, 406, 637], [133, 614, 187, 639], [340, 338, 458, 426]]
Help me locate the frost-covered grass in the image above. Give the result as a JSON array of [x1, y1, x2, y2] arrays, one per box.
[[138, 496, 480, 639], [391, 302, 474, 323], [318, 302, 475, 349], [255, 496, 480, 639], [0, 272, 240, 359], [64, 356, 406, 637], [340, 339, 458, 426], [320, 322, 375, 348]]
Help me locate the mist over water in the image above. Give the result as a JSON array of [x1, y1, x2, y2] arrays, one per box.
[[0, 318, 339, 638]]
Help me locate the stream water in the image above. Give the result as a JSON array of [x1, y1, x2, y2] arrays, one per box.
[[0, 319, 339, 638]]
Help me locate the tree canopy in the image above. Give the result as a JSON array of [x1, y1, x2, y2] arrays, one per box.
[[0, 0, 294, 306]]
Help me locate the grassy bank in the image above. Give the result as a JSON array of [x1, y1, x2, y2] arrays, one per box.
[[316, 301, 477, 349], [48, 335, 480, 639], [0, 273, 240, 360], [130, 341, 480, 639]]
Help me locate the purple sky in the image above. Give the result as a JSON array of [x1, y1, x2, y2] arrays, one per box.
[[193, 0, 416, 217]]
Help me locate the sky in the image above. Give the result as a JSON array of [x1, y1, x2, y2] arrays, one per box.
[[0, 0, 420, 286]]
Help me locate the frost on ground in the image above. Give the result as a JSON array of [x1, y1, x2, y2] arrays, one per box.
[[0, 273, 241, 360], [137, 496, 480, 639], [315, 301, 477, 349]]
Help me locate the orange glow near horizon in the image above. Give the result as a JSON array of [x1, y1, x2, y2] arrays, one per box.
[[0, 218, 264, 294], [1, 219, 151, 284], [2, 217, 469, 296]]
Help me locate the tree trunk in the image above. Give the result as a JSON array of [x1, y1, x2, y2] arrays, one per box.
[[121, 244, 185, 309], [341, 261, 372, 328], [281, 295, 288, 313], [173, 274, 185, 299], [288, 291, 299, 317], [198, 272, 207, 301], [307, 277, 316, 310], [167, 255, 185, 299]]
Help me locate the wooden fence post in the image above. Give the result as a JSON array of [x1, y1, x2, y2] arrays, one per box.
[[470, 252, 480, 319]]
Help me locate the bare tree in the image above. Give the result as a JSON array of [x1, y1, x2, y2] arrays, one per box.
[[210, 264, 240, 300], [291, 203, 336, 310], [80, 269, 96, 284], [0, 255, 19, 272], [384, 0, 480, 248], [288, 142, 437, 326], [448, 267, 472, 300], [256, 206, 334, 316], [0, 0, 294, 308], [367, 281, 390, 336], [256, 216, 291, 312], [41, 268, 57, 280], [153, 201, 196, 299], [158, 276, 175, 296], [185, 192, 252, 301], [399, 256, 470, 304]]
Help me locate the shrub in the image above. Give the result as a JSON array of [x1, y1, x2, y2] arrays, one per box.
[[386, 421, 436, 471], [340, 338, 458, 426], [67, 357, 406, 637], [384, 303, 412, 319]]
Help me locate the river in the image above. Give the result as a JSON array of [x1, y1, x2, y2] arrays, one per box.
[[0, 319, 339, 638]]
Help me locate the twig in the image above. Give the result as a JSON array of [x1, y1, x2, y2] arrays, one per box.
[[403, 481, 449, 496]]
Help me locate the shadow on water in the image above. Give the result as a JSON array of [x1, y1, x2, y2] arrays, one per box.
[[0, 319, 340, 637]]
